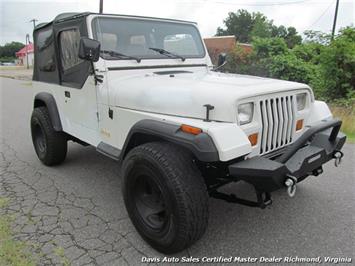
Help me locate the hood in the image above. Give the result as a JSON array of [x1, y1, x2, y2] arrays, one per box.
[[108, 69, 310, 122]]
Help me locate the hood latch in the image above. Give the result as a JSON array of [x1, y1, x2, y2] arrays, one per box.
[[203, 104, 214, 122]]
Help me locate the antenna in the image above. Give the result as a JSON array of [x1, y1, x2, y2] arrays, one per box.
[[99, 0, 103, 13]]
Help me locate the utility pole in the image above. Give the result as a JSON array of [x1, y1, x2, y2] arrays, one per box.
[[29, 18, 38, 28], [25, 34, 30, 69], [99, 0, 103, 13], [331, 0, 340, 40]]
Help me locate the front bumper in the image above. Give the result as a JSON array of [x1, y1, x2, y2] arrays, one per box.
[[228, 119, 346, 193]]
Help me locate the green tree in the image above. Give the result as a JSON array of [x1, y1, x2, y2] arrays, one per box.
[[303, 30, 331, 44], [0, 42, 25, 60], [216, 9, 302, 47], [250, 13, 273, 39], [216, 10, 254, 42], [273, 25, 287, 38], [284, 27, 302, 48]]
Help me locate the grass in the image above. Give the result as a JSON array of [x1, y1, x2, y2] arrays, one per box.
[[0, 198, 9, 208], [0, 66, 29, 70], [0, 197, 36, 266], [21, 81, 33, 86], [54, 246, 70, 266], [330, 105, 355, 143]]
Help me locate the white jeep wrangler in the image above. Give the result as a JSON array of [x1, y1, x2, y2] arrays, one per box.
[[31, 12, 346, 254]]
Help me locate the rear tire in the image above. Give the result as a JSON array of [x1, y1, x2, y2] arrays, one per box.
[[31, 107, 67, 166], [121, 142, 209, 254]]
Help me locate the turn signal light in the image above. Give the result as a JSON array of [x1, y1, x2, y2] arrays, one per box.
[[181, 124, 202, 135], [296, 119, 304, 131], [248, 133, 258, 146]]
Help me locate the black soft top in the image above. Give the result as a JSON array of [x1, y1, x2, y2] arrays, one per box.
[[34, 12, 196, 32]]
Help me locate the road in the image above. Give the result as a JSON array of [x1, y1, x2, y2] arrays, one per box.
[[0, 66, 33, 80], [0, 77, 354, 265]]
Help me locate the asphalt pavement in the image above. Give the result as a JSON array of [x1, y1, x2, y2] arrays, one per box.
[[0, 77, 354, 265]]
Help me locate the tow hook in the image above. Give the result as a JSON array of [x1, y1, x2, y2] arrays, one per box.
[[285, 175, 297, 197], [333, 150, 344, 167]]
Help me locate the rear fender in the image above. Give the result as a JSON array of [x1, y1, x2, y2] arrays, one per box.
[[34, 92, 62, 131]]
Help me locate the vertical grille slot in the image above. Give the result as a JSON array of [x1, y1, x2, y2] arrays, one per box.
[[259, 94, 296, 155]]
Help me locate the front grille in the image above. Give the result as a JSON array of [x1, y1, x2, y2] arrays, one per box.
[[259, 95, 296, 154]]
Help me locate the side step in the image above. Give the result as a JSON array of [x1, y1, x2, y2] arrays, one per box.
[[96, 142, 121, 161]]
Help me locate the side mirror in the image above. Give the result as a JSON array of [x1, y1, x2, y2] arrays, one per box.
[[78, 37, 100, 62], [217, 53, 227, 67]]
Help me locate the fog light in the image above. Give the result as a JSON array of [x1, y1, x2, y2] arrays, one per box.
[[296, 119, 303, 131], [248, 133, 258, 146]]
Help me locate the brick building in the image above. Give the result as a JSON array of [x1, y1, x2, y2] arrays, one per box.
[[204, 35, 252, 64]]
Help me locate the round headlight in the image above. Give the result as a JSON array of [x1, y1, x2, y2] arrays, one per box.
[[238, 102, 254, 125], [296, 93, 307, 111]]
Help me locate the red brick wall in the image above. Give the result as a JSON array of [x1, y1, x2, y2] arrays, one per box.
[[204, 36, 236, 64], [204, 36, 253, 64]]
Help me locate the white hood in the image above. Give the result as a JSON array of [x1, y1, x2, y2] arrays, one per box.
[[108, 69, 310, 122]]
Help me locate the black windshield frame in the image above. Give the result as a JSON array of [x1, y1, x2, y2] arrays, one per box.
[[91, 16, 206, 61]]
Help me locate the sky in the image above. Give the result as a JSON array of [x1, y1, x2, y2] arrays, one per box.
[[0, 0, 354, 45]]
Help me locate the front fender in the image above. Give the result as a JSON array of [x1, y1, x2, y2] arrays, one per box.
[[121, 119, 219, 162], [307, 100, 333, 125]]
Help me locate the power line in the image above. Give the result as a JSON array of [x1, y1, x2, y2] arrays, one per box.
[[179, 0, 313, 7], [213, 0, 312, 7], [308, 0, 335, 29]]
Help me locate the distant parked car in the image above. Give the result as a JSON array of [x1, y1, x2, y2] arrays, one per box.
[[0, 62, 16, 66]]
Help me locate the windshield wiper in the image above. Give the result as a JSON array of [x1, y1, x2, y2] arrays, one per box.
[[149, 47, 186, 62], [100, 50, 141, 63]]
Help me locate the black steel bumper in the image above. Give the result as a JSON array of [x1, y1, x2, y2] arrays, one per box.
[[228, 119, 346, 193]]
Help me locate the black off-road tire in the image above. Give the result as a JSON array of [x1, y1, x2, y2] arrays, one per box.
[[121, 142, 209, 254], [31, 107, 67, 166]]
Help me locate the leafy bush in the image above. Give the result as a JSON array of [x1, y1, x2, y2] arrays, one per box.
[[223, 26, 355, 102], [226, 45, 268, 77], [291, 43, 323, 64], [318, 27, 355, 100], [252, 37, 289, 58], [267, 54, 317, 83], [225, 38, 288, 76]]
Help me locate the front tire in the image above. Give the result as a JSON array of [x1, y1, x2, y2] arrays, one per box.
[[121, 142, 209, 254], [31, 107, 67, 166]]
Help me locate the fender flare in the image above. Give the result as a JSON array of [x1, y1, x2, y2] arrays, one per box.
[[34, 92, 62, 131], [121, 119, 219, 162]]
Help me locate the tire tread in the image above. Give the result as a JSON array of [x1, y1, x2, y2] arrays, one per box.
[[122, 142, 209, 254], [31, 107, 67, 166]]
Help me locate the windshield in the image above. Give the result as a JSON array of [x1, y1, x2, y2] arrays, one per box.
[[92, 17, 206, 60]]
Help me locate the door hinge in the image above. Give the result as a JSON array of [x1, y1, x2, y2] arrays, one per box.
[[96, 112, 99, 121], [108, 108, 113, 119]]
